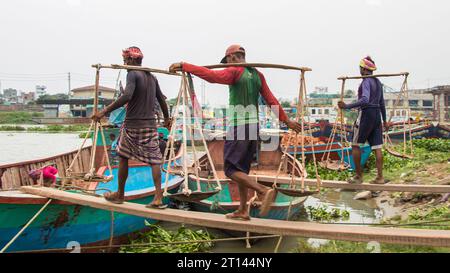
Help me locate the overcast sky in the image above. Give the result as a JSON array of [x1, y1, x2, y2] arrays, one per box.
[[0, 0, 449, 106]]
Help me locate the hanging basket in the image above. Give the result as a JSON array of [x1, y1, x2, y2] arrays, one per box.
[[318, 160, 350, 171], [275, 186, 318, 197], [167, 190, 221, 202]]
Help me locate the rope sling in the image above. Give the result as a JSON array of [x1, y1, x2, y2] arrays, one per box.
[[272, 70, 322, 198], [63, 66, 113, 184], [383, 73, 414, 159], [162, 72, 222, 202], [319, 78, 352, 171]]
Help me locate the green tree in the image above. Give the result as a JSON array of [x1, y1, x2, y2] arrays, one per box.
[[344, 89, 355, 98]]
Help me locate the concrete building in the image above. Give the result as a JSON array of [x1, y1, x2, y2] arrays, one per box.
[[427, 85, 450, 123], [331, 87, 435, 121], [18, 92, 36, 105], [70, 85, 116, 117], [3, 88, 18, 104], [383, 88, 434, 121], [35, 85, 47, 98]]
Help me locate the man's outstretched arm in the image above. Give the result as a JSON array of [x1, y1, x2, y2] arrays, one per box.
[[170, 62, 243, 85]]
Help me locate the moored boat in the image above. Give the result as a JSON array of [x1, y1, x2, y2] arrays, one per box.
[[179, 140, 309, 221]]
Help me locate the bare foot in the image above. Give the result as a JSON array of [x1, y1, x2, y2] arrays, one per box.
[[104, 191, 124, 204], [146, 197, 166, 208], [347, 175, 363, 184], [225, 210, 251, 221], [370, 177, 386, 184]]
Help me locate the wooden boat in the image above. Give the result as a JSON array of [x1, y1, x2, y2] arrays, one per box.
[[385, 123, 435, 140], [179, 140, 310, 220], [280, 132, 372, 171], [435, 123, 450, 139], [0, 131, 183, 253]]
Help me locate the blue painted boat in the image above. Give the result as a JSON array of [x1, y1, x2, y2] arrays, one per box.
[[180, 140, 308, 221], [289, 143, 372, 171], [0, 163, 183, 253]]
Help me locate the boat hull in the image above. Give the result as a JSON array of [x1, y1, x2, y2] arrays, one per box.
[[186, 179, 307, 220], [0, 165, 182, 253], [288, 143, 372, 171]]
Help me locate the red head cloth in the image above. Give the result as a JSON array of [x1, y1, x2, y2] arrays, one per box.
[[220, 44, 246, 64], [122, 47, 144, 59]]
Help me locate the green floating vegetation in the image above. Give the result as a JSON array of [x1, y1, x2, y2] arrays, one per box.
[[120, 222, 215, 253], [295, 206, 450, 253], [0, 111, 43, 124], [0, 124, 90, 133], [407, 205, 450, 223], [412, 138, 450, 153], [306, 162, 352, 181], [307, 139, 450, 182], [293, 238, 450, 253], [0, 125, 26, 131], [306, 205, 350, 222]]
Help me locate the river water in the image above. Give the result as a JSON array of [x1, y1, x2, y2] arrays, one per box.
[[0, 132, 382, 252], [0, 132, 91, 165]]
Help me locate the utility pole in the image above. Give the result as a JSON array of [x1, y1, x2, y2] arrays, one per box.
[[68, 72, 71, 96]]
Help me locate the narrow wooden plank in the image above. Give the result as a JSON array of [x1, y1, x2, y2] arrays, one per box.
[[20, 186, 450, 247], [255, 175, 450, 193]]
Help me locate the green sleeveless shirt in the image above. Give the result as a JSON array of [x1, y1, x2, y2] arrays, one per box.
[[228, 67, 261, 126]]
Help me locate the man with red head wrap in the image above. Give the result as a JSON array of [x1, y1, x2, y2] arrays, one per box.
[[92, 46, 170, 208]]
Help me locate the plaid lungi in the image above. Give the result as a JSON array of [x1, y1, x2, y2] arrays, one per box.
[[116, 127, 163, 165]]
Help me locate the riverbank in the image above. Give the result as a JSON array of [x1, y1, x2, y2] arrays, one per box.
[[0, 124, 89, 133], [294, 138, 450, 253]]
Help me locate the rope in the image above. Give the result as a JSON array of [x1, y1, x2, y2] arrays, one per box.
[[66, 121, 94, 175], [0, 198, 52, 253], [384, 75, 414, 158], [185, 73, 222, 191], [109, 211, 114, 250]]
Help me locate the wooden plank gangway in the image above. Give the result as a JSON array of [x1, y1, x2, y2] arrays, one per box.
[[21, 186, 450, 247], [255, 175, 450, 193]]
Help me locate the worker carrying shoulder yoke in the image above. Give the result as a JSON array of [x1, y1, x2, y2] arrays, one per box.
[[92, 46, 170, 208], [338, 56, 389, 185], [170, 45, 302, 220]]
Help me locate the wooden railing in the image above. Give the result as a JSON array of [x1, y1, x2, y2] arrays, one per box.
[[0, 146, 92, 190]]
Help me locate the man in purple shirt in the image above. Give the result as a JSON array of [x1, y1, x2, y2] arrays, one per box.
[[338, 56, 389, 184]]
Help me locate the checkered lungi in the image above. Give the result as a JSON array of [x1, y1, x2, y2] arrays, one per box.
[[116, 127, 163, 165]]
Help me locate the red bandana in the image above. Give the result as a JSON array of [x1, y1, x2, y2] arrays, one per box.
[[122, 47, 144, 59]]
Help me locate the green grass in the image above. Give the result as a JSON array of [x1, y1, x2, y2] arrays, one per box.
[[0, 124, 90, 132], [0, 111, 43, 124], [293, 238, 450, 253], [305, 139, 450, 184]]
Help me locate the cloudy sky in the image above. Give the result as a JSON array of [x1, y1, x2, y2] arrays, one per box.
[[0, 0, 449, 106]]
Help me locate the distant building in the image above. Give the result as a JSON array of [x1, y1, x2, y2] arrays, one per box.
[[70, 85, 116, 117], [426, 85, 450, 123], [382, 88, 434, 121], [35, 85, 47, 98], [331, 86, 436, 121], [18, 92, 36, 105], [3, 88, 18, 104], [307, 106, 337, 123]]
